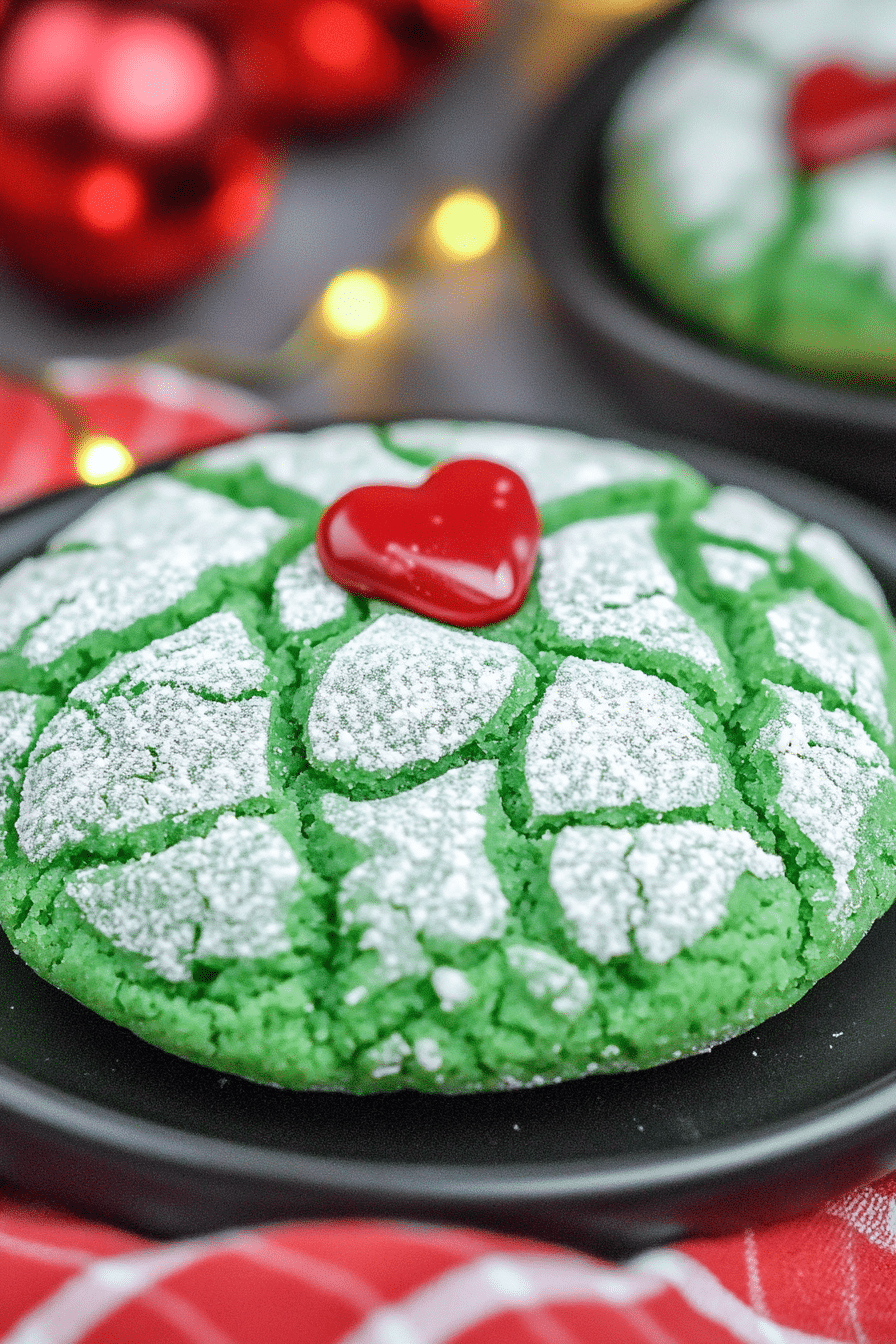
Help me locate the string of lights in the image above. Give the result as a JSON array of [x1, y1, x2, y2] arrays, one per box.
[[61, 185, 506, 487]]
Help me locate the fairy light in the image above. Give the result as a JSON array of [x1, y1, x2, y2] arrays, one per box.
[[75, 434, 135, 485], [427, 188, 502, 262], [552, 0, 670, 14], [319, 268, 392, 339]]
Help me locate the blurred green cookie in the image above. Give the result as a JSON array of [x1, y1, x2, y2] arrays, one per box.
[[607, 0, 896, 381]]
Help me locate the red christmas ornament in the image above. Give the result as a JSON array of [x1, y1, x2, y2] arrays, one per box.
[[316, 458, 541, 627], [788, 62, 896, 171], [0, 0, 281, 305], [183, 0, 485, 134]]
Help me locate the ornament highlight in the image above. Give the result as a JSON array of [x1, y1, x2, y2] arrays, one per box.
[[788, 62, 896, 171], [316, 458, 541, 626]]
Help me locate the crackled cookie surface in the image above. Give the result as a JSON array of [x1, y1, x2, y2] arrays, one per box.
[[606, 0, 896, 381], [0, 421, 895, 1093]]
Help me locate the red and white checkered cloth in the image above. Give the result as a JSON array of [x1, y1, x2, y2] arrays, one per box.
[[0, 360, 281, 510], [0, 1174, 893, 1342]]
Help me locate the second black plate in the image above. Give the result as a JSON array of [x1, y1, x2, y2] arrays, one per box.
[[527, 3, 896, 508], [2, 432, 896, 1254]]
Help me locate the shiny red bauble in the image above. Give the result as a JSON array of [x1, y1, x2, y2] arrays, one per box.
[[788, 62, 896, 171], [180, 0, 485, 133], [0, 0, 280, 305], [317, 459, 541, 628]]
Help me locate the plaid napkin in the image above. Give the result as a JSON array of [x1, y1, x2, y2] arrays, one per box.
[[0, 360, 280, 510], [0, 1173, 893, 1342]]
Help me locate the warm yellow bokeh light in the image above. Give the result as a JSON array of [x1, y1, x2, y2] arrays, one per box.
[[75, 435, 136, 486], [553, 0, 669, 15], [319, 269, 392, 339], [429, 189, 502, 262]]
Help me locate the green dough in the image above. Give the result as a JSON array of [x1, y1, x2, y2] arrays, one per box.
[[605, 0, 896, 382], [0, 420, 894, 1093]]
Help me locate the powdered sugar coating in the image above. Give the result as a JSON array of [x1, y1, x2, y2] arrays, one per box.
[[756, 682, 894, 924], [386, 421, 680, 504], [542, 516, 675, 608], [694, 488, 800, 553], [702, 0, 896, 71], [18, 552, 222, 669], [505, 945, 591, 1017], [574, 596, 724, 671], [274, 544, 348, 634], [550, 827, 639, 961], [18, 619, 272, 862], [701, 544, 771, 591], [414, 1038, 443, 1072], [431, 966, 474, 1011], [0, 549, 109, 657], [198, 426, 425, 503], [73, 612, 268, 705], [550, 822, 784, 963], [539, 515, 722, 670], [65, 814, 302, 982], [0, 481, 287, 668], [525, 659, 721, 817], [804, 155, 896, 301], [0, 691, 39, 823], [50, 477, 286, 559], [767, 591, 892, 740], [613, 41, 788, 276], [308, 614, 529, 773], [323, 762, 507, 982], [368, 1032, 412, 1078], [797, 524, 889, 615]]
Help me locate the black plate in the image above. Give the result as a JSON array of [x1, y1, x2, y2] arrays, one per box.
[[5, 435, 896, 1254], [527, 3, 896, 509]]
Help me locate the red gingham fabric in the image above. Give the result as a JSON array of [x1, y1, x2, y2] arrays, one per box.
[[0, 1176, 893, 1342], [45, 359, 281, 469], [0, 360, 281, 510]]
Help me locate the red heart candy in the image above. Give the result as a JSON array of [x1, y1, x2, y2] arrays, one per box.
[[788, 62, 896, 171], [316, 458, 541, 627]]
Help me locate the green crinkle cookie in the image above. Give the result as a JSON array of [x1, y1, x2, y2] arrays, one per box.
[[605, 0, 896, 382], [0, 420, 894, 1094]]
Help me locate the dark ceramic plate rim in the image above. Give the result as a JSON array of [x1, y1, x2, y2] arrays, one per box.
[[4, 1050, 896, 1201], [526, 2, 896, 438], [5, 423, 896, 1242]]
